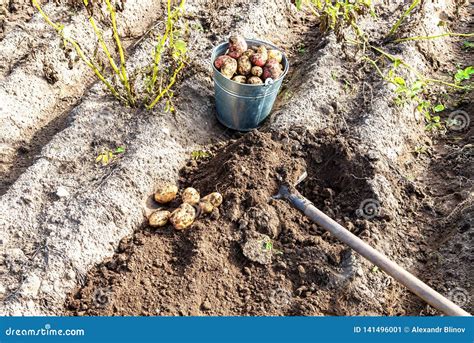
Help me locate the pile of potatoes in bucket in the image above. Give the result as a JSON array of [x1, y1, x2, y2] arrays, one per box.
[[214, 34, 284, 84], [148, 184, 223, 230]]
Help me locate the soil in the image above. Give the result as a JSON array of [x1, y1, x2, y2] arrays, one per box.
[[65, 128, 462, 316]]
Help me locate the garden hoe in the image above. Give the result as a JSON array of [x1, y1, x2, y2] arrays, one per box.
[[275, 170, 471, 316]]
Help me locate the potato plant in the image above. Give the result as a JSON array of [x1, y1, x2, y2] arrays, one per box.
[[32, 0, 187, 110], [296, 0, 473, 131]]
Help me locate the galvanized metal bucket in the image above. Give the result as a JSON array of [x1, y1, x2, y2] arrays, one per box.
[[211, 39, 289, 131]]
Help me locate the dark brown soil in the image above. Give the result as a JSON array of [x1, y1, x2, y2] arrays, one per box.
[[65, 129, 428, 316]]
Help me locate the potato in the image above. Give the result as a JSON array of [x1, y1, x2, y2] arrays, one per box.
[[237, 55, 252, 75], [220, 57, 237, 79], [250, 45, 268, 67], [251, 66, 263, 77], [247, 76, 263, 84], [154, 184, 178, 204], [250, 53, 266, 67], [182, 187, 200, 205], [198, 201, 214, 214], [267, 49, 283, 63], [228, 34, 247, 59], [214, 55, 232, 69], [242, 49, 254, 58], [232, 75, 247, 83], [262, 64, 283, 81], [265, 58, 280, 69], [149, 210, 171, 227], [170, 203, 196, 230], [201, 192, 223, 207]]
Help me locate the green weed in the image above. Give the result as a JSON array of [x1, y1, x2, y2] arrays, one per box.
[[462, 41, 474, 50], [296, 0, 472, 133], [95, 146, 125, 166], [454, 66, 474, 84], [191, 150, 211, 160]]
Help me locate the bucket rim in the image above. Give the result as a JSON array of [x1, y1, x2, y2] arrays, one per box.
[[211, 38, 289, 87]]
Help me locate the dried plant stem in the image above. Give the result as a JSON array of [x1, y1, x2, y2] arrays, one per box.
[[394, 32, 474, 43], [32, 0, 122, 100], [147, 61, 185, 109], [370, 46, 466, 89], [104, 0, 135, 105], [386, 0, 421, 39]]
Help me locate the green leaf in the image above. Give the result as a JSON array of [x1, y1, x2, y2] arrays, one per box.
[[455, 66, 474, 81], [174, 39, 187, 54], [433, 104, 445, 112], [462, 41, 474, 49], [295, 0, 303, 10], [393, 76, 405, 86], [411, 80, 424, 92], [115, 146, 125, 154]]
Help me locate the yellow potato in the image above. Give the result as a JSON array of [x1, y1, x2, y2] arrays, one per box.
[[170, 203, 196, 230], [247, 76, 263, 85], [268, 49, 283, 63], [148, 210, 171, 227], [182, 187, 200, 205], [198, 201, 214, 214], [154, 184, 178, 204], [220, 57, 237, 79], [232, 75, 247, 83], [251, 66, 263, 77], [201, 192, 223, 207]]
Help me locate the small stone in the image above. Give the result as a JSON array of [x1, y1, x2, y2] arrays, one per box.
[[201, 300, 212, 311], [242, 233, 273, 265], [20, 274, 41, 298], [297, 265, 306, 275], [243, 267, 251, 276], [56, 186, 70, 198]]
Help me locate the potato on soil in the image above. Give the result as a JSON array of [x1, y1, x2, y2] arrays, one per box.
[[201, 192, 223, 207], [251, 66, 263, 77], [170, 203, 196, 230], [247, 76, 263, 84], [154, 184, 178, 204], [182, 187, 200, 205], [148, 210, 171, 227], [220, 57, 237, 79], [267, 49, 283, 63], [237, 55, 252, 75], [198, 201, 214, 214], [232, 75, 247, 83], [228, 34, 247, 59]]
